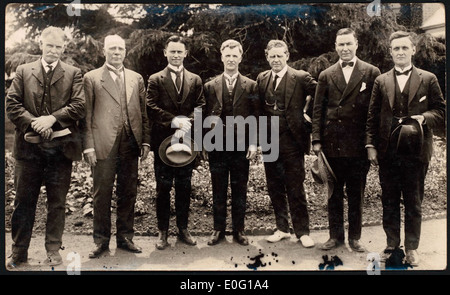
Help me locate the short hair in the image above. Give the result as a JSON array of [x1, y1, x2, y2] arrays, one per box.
[[264, 40, 289, 56], [104, 34, 126, 49], [336, 28, 357, 40], [40, 26, 66, 42], [220, 39, 243, 55], [389, 31, 416, 46], [165, 35, 188, 50]]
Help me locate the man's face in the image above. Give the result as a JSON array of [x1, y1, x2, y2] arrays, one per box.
[[40, 33, 65, 64], [335, 33, 358, 62], [266, 46, 289, 73], [221, 46, 242, 74], [104, 41, 126, 68], [390, 36, 416, 68], [164, 41, 187, 67]]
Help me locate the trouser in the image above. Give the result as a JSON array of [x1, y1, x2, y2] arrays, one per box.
[[379, 155, 428, 250], [326, 157, 370, 241], [263, 131, 310, 238], [92, 128, 139, 245], [208, 150, 249, 232], [153, 148, 194, 231], [11, 146, 72, 254]]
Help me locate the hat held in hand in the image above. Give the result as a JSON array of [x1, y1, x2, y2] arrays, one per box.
[[311, 151, 337, 200], [390, 117, 424, 158], [159, 135, 199, 167]]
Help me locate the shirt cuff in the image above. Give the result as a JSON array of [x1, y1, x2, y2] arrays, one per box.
[[365, 144, 375, 149], [83, 148, 95, 154], [142, 143, 150, 147]]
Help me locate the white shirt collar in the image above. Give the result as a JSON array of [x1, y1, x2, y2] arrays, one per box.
[[41, 58, 59, 71], [168, 64, 184, 72], [394, 64, 413, 73], [339, 56, 358, 67], [224, 72, 239, 81], [271, 65, 288, 80]]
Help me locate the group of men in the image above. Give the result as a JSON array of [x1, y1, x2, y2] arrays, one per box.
[[6, 26, 445, 269]]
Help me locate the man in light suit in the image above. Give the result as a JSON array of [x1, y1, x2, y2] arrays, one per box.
[[257, 40, 317, 248], [82, 35, 150, 258], [366, 31, 445, 266], [312, 28, 381, 252], [6, 26, 85, 267], [147, 35, 205, 250], [203, 39, 259, 246]]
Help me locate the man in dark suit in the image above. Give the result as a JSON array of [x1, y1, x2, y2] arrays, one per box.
[[6, 27, 85, 267], [82, 35, 150, 258], [312, 28, 381, 252], [147, 35, 205, 250], [366, 31, 445, 266], [203, 39, 259, 246], [257, 40, 317, 248]]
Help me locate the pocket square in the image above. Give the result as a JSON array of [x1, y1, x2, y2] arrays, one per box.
[[419, 96, 427, 102], [360, 82, 366, 92]]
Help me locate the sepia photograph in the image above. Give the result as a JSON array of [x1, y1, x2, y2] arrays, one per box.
[[2, 1, 447, 278]]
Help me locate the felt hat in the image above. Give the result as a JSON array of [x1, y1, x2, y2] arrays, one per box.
[[390, 117, 424, 157], [158, 135, 199, 167], [311, 151, 337, 200]]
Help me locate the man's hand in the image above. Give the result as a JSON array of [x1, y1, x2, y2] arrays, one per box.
[[312, 142, 322, 156], [246, 144, 258, 160], [174, 129, 186, 139], [40, 128, 53, 140], [172, 117, 192, 132], [367, 147, 378, 166], [140, 145, 150, 162], [84, 151, 97, 167], [31, 115, 57, 134], [410, 114, 425, 125]]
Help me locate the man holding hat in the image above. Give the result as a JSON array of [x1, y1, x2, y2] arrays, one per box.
[[6, 26, 85, 268], [147, 35, 205, 250], [82, 34, 150, 258], [203, 39, 259, 246], [312, 28, 380, 252], [366, 31, 445, 266]]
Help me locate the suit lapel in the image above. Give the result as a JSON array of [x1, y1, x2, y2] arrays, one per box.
[[341, 60, 365, 101], [408, 66, 422, 105], [124, 69, 134, 104], [331, 62, 347, 94], [214, 74, 223, 107], [50, 62, 64, 86], [386, 69, 396, 109], [162, 67, 179, 107], [233, 74, 245, 106], [101, 65, 120, 103], [260, 71, 271, 96], [285, 67, 296, 108], [180, 69, 192, 105], [31, 60, 44, 107]]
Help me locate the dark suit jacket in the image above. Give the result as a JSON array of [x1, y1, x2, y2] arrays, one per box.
[[82, 64, 151, 160], [366, 66, 445, 163], [204, 73, 259, 148], [146, 66, 206, 150], [312, 59, 381, 158], [6, 59, 85, 161], [256, 66, 317, 154]]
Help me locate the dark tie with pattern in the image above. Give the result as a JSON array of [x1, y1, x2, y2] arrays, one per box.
[[169, 68, 182, 92], [227, 77, 235, 95], [47, 64, 53, 73]]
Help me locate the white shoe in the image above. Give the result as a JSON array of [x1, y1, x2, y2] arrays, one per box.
[[266, 230, 291, 243], [299, 235, 315, 248]]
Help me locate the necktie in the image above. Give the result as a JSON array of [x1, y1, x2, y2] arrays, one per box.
[[395, 68, 412, 76], [341, 61, 354, 68], [273, 74, 279, 91], [169, 68, 182, 92], [47, 65, 53, 73], [227, 77, 235, 94], [108, 67, 124, 92]]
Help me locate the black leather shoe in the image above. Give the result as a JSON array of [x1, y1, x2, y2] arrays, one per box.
[[156, 231, 169, 250], [117, 237, 142, 253], [178, 229, 197, 246], [319, 238, 343, 250], [233, 231, 249, 246], [89, 244, 109, 259], [6, 252, 28, 269], [208, 230, 225, 246], [348, 239, 366, 252]]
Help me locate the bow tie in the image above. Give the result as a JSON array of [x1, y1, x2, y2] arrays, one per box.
[[395, 68, 412, 76], [341, 61, 354, 68]]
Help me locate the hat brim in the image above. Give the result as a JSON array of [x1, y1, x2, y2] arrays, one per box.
[[319, 151, 337, 182], [159, 135, 199, 167], [390, 117, 424, 157]]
